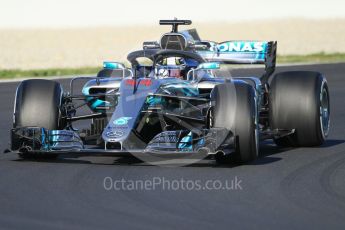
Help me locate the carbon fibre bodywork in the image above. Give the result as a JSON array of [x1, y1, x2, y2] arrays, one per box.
[[11, 72, 238, 156], [9, 19, 291, 160]]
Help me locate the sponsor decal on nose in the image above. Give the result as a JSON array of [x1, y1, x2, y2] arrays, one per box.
[[113, 117, 132, 125]]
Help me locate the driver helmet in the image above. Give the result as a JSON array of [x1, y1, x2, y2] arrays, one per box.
[[158, 57, 185, 79]]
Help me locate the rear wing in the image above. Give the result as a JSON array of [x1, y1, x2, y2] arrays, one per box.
[[143, 20, 277, 83], [196, 40, 277, 82]]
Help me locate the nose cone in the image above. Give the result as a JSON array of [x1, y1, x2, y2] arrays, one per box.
[[102, 78, 159, 148]]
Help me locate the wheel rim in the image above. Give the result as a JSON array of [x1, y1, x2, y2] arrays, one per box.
[[320, 84, 330, 138], [254, 127, 259, 157], [254, 98, 259, 157], [208, 108, 214, 129]]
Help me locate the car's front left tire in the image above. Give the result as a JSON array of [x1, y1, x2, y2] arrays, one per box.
[[211, 81, 258, 164]]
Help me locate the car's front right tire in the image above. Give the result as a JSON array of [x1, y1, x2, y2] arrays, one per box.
[[13, 79, 64, 159]]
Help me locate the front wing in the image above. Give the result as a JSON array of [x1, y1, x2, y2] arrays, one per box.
[[10, 127, 235, 157]]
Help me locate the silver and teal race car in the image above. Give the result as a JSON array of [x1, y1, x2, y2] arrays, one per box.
[[9, 19, 330, 164]]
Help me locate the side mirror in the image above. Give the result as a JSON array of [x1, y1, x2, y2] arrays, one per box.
[[101, 62, 133, 78], [197, 62, 220, 70], [187, 62, 220, 82], [103, 62, 126, 70]]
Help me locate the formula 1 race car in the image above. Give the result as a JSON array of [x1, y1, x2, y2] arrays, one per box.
[[9, 19, 330, 164]]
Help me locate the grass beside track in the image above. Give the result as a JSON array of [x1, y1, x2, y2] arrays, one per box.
[[1, 53, 344, 79], [278, 53, 345, 64], [0, 67, 101, 79]]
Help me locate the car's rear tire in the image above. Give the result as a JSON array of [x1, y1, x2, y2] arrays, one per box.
[[211, 81, 258, 164], [13, 79, 64, 159], [269, 71, 330, 147]]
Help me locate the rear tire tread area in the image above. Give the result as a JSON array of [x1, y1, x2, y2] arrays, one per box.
[[269, 71, 330, 147]]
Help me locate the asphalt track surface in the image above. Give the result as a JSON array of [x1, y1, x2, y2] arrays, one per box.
[[0, 63, 345, 230]]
